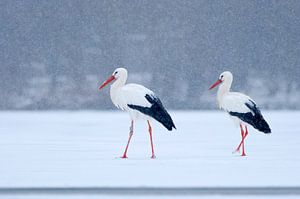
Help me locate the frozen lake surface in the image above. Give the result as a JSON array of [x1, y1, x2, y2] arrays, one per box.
[[0, 110, 299, 197]]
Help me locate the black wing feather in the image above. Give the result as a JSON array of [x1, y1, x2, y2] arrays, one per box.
[[128, 94, 176, 131], [229, 100, 271, 133]]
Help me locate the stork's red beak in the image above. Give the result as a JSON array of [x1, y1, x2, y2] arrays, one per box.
[[98, 75, 115, 90], [209, 79, 222, 90]]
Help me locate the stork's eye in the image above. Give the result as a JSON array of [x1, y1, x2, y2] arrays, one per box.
[[220, 75, 223, 79], [114, 71, 118, 75]]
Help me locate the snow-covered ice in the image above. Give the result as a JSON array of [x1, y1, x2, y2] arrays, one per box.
[[0, 111, 299, 188]]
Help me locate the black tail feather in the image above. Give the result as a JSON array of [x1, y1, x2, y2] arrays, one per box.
[[245, 101, 271, 133], [229, 100, 271, 134], [128, 94, 176, 131]]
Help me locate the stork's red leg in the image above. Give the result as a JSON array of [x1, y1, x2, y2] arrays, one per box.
[[241, 126, 249, 156], [121, 120, 134, 158], [147, 120, 156, 159], [234, 124, 245, 153]]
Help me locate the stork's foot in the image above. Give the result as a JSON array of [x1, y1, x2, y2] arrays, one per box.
[[121, 155, 128, 159], [232, 147, 247, 156], [232, 148, 240, 154], [151, 155, 156, 159]]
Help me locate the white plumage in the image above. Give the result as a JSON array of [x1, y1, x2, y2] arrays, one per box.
[[111, 83, 154, 119], [220, 93, 255, 121]]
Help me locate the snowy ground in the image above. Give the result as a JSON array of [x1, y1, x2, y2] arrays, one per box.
[[0, 111, 300, 198]]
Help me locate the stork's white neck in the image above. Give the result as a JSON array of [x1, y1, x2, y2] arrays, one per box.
[[111, 74, 127, 90], [217, 78, 232, 108], [110, 72, 127, 107]]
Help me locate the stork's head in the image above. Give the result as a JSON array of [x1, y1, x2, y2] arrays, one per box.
[[209, 71, 233, 90], [99, 68, 128, 90]]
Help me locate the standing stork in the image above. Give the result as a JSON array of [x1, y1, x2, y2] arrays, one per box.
[[99, 68, 176, 159], [209, 71, 271, 156]]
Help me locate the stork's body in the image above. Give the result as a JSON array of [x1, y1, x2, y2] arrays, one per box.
[[209, 71, 271, 156], [99, 68, 176, 159]]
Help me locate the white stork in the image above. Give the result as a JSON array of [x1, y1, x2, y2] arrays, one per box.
[[209, 71, 271, 156], [98, 68, 176, 159]]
